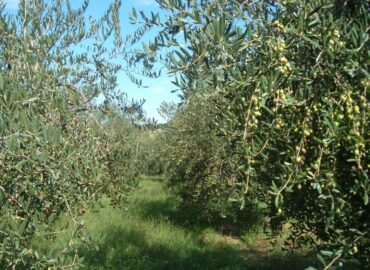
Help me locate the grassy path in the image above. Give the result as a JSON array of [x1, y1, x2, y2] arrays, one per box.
[[79, 177, 315, 269]]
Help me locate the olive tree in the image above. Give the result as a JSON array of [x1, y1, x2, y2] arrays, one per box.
[[134, 0, 369, 267], [0, 0, 149, 268]]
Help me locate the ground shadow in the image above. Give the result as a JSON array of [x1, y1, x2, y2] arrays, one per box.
[[131, 184, 265, 237], [79, 224, 318, 270], [78, 178, 320, 269]]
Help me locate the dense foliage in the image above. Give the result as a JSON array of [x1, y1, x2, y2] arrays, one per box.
[[134, 0, 369, 268], [163, 96, 253, 222], [0, 1, 147, 268]]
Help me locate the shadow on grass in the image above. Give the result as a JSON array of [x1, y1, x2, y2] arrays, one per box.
[[80, 224, 240, 270], [131, 184, 264, 237], [134, 195, 204, 227], [79, 178, 318, 269], [80, 223, 317, 270]]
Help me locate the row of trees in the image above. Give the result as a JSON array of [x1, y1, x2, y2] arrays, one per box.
[[134, 0, 369, 268], [0, 1, 160, 268]]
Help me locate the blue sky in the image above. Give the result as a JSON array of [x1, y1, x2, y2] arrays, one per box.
[[3, 0, 180, 122]]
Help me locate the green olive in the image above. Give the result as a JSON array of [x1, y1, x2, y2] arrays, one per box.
[[354, 105, 360, 114]]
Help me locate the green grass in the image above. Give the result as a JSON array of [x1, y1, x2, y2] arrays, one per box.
[[33, 177, 318, 269]]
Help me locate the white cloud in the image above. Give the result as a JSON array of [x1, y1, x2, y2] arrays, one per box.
[[149, 86, 165, 93], [3, 0, 19, 9], [136, 0, 156, 7]]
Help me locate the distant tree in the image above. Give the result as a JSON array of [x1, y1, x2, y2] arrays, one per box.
[[158, 101, 177, 122]]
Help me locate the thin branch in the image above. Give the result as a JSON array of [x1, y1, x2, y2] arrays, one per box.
[[324, 252, 343, 270]]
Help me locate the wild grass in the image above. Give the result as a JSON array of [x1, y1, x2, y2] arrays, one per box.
[[33, 177, 319, 269]]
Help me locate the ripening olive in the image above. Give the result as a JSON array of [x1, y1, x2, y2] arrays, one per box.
[[254, 111, 261, 117], [354, 105, 360, 114], [280, 56, 288, 65], [333, 29, 340, 38]]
